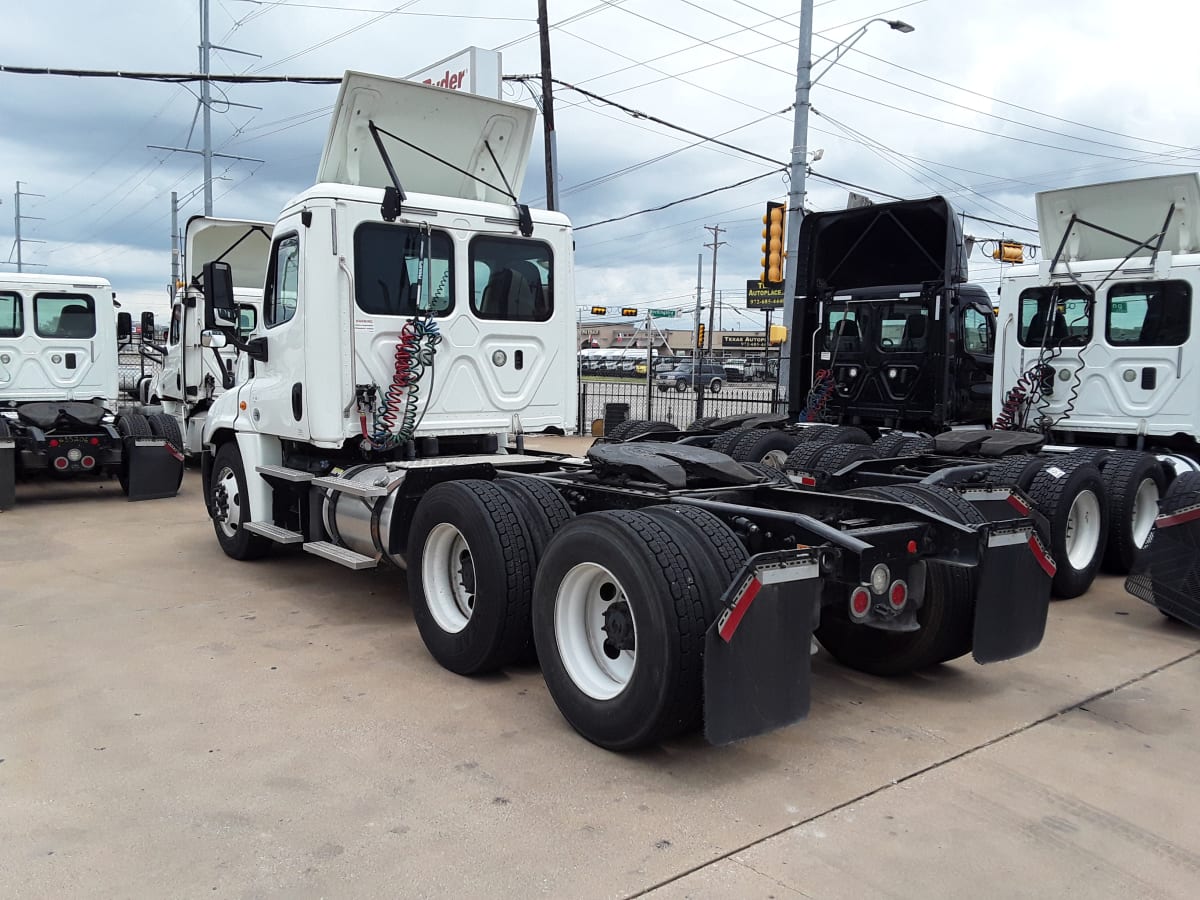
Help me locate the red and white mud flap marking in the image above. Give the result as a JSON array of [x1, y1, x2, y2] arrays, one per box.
[[716, 558, 820, 643], [1155, 504, 1200, 529], [788, 471, 818, 487], [164, 443, 185, 463], [986, 526, 1056, 578]]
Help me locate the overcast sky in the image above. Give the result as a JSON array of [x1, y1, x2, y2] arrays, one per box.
[[2, 0, 1198, 331]]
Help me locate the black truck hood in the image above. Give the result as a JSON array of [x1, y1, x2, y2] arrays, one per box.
[[795, 196, 967, 295]]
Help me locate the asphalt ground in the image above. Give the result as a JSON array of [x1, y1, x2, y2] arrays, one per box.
[[1, 441, 1197, 899]]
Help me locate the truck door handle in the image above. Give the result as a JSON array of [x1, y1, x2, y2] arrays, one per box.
[[1141, 367, 1157, 390], [65, 353, 77, 369], [291, 383, 303, 421], [514, 350, 524, 371]]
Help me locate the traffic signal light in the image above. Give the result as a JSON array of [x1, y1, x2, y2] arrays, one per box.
[[620, 307, 638, 317], [761, 200, 786, 284], [993, 241, 1024, 264], [590, 306, 607, 315], [696, 324, 706, 348]]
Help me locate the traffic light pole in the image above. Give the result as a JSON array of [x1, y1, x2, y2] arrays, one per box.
[[777, 0, 814, 406]]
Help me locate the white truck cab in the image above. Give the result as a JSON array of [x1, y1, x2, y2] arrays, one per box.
[[201, 72, 575, 556], [151, 216, 272, 455], [0, 273, 183, 507], [996, 173, 1200, 463]]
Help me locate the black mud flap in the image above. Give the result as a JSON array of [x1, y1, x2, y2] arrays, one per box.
[[972, 525, 1053, 663], [0, 435, 14, 511], [703, 549, 822, 745], [125, 438, 185, 502], [1125, 505, 1200, 629]]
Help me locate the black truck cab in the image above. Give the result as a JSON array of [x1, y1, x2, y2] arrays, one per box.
[[788, 197, 995, 433]]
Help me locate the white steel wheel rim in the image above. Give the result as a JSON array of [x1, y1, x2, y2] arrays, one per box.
[[1131, 478, 1160, 548], [1064, 489, 1103, 570], [761, 449, 790, 470], [555, 562, 637, 701], [214, 465, 241, 538], [422, 523, 476, 634]]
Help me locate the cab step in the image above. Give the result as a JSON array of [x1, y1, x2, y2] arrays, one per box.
[[302, 541, 378, 570], [244, 521, 304, 544], [256, 464, 314, 483]]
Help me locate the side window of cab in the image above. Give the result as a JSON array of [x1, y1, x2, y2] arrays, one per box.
[[264, 234, 300, 328], [962, 305, 994, 354]]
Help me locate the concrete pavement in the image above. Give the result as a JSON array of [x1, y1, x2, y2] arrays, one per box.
[[0, 458, 1196, 899]]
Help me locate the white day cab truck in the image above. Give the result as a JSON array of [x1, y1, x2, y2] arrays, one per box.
[[0, 273, 184, 509], [147, 216, 272, 456], [639, 177, 1200, 629], [198, 72, 1056, 751]]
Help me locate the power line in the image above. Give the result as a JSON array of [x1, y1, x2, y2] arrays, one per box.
[[0, 64, 340, 83], [230, 0, 532, 19], [575, 170, 784, 231]]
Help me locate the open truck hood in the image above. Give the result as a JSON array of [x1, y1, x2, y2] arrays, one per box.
[[185, 217, 274, 290], [1036, 173, 1200, 263], [317, 71, 536, 204], [796, 196, 966, 294]]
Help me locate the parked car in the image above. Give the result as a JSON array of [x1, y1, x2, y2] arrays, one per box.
[[655, 362, 726, 392]]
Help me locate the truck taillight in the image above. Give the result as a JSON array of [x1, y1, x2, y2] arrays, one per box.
[[81, 456, 96, 469], [53, 456, 69, 470], [889, 580, 908, 610], [89, 437, 100, 446], [49, 439, 59, 448], [850, 587, 871, 618]]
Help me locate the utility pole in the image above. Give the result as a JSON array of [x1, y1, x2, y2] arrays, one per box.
[[149, 1, 262, 216], [778, 0, 814, 402], [692, 253, 703, 371], [170, 191, 180, 301], [12, 182, 46, 272], [536, 0, 559, 210], [703, 224, 726, 357]]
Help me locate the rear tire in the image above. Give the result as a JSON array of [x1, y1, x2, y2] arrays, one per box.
[[606, 419, 673, 442], [208, 442, 272, 561], [408, 480, 536, 675], [532, 511, 711, 750], [1100, 452, 1166, 574], [1026, 460, 1107, 598], [987, 454, 1045, 491], [711, 427, 755, 456], [686, 416, 719, 432], [817, 485, 977, 674], [727, 429, 801, 468]]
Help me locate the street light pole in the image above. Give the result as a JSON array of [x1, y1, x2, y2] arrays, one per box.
[[778, 3, 914, 402]]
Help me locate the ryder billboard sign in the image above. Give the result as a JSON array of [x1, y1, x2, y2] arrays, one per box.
[[408, 47, 503, 100]]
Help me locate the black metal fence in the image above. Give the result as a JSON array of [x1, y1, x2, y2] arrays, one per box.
[[117, 346, 163, 405], [579, 377, 784, 434]]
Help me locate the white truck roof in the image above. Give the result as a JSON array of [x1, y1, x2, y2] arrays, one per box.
[[316, 70, 536, 204], [0, 273, 112, 290], [1036, 173, 1200, 263]]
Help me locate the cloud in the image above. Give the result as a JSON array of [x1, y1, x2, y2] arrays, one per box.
[[1, 0, 1197, 327]]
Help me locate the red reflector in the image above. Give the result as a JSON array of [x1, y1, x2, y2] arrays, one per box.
[[89, 437, 100, 446], [850, 587, 871, 617], [889, 580, 908, 609], [799, 475, 817, 487], [907, 540, 918, 554], [81, 455, 96, 469], [718, 577, 762, 643], [49, 439, 59, 448], [1007, 493, 1030, 515], [53, 456, 69, 470]]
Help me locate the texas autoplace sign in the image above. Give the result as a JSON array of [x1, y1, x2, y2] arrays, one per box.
[[408, 47, 502, 99]]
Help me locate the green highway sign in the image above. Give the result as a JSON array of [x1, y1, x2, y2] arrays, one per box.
[[649, 309, 677, 318]]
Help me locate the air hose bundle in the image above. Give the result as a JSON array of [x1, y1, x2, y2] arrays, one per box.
[[800, 369, 836, 422], [362, 224, 443, 451]]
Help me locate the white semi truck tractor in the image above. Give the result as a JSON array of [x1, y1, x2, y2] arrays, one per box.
[[199, 72, 1056, 750], [149, 216, 272, 456], [0, 273, 184, 508]]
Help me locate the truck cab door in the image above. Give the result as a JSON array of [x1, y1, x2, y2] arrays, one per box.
[[159, 302, 185, 402], [247, 230, 308, 440], [953, 303, 995, 423]]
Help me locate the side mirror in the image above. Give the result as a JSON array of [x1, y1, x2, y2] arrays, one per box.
[[140, 311, 155, 339], [117, 312, 132, 341], [203, 260, 237, 330], [200, 330, 228, 349]]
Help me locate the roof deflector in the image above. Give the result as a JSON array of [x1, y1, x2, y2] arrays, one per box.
[[317, 71, 537, 208]]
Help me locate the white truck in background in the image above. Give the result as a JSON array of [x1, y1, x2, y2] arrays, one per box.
[[0, 273, 184, 508], [148, 216, 272, 456], [195, 72, 1053, 751]]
